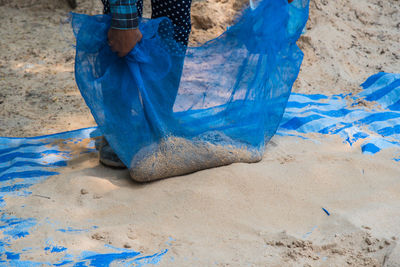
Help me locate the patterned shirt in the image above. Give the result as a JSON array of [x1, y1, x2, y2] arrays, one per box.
[[103, 0, 139, 30]]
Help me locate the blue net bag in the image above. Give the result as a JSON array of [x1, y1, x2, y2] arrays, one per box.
[[72, 0, 309, 181]]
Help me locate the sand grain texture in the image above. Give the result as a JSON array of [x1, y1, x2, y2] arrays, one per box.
[[130, 134, 262, 182]]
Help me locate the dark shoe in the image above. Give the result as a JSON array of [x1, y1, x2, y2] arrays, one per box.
[[67, 0, 77, 9], [94, 136, 104, 151], [98, 137, 126, 168]]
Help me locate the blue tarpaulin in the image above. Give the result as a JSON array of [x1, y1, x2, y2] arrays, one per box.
[[279, 72, 400, 157]]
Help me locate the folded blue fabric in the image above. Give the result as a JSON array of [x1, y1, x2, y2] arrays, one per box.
[[72, 0, 309, 181]]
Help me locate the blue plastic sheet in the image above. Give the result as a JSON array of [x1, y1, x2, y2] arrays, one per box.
[[0, 129, 169, 266], [72, 0, 310, 181], [278, 72, 400, 157]]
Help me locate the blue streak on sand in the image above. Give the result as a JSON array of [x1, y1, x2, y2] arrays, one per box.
[[0, 160, 67, 174], [0, 142, 51, 156], [302, 225, 318, 239], [5, 251, 20, 260], [0, 150, 68, 163], [322, 208, 330, 216], [57, 226, 98, 233], [0, 214, 37, 240], [45, 245, 67, 253], [0, 128, 168, 265], [73, 249, 168, 267]]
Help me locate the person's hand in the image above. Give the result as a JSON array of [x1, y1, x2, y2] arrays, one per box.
[[108, 28, 143, 58]]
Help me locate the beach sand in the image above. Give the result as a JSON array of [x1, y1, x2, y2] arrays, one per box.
[[1, 0, 400, 265], [4, 135, 400, 266]]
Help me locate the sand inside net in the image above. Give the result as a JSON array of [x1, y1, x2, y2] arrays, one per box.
[[129, 132, 263, 182]]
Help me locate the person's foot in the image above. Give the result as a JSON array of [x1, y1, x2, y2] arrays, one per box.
[[98, 137, 126, 168], [67, 0, 77, 9]]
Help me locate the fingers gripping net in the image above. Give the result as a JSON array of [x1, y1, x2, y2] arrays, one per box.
[[72, 0, 309, 181]]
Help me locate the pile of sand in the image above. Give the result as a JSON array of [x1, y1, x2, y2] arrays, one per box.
[[130, 133, 261, 182]]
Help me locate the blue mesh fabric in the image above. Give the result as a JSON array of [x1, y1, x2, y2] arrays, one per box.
[[72, 0, 310, 181]]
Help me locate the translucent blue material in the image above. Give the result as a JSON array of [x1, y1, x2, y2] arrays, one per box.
[[72, 0, 310, 181]]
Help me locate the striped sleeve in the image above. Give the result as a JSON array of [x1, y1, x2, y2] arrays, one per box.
[[109, 0, 139, 30]]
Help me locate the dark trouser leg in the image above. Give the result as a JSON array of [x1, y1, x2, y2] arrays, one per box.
[[151, 0, 192, 46], [150, 0, 192, 113], [101, 0, 110, 14], [136, 0, 144, 17]]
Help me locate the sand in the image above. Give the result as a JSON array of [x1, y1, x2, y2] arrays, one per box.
[[293, 0, 400, 95], [4, 135, 400, 265], [130, 134, 261, 182], [1, 0, 400, 265]]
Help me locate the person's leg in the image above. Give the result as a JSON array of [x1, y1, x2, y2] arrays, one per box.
[[98, 0, 193, 168], [151, 0, 192, 46], [149, 0, 192, 114], [136, 0, 144, 17], [98, 0, 145, 168], [101, 0, 111, 14]]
